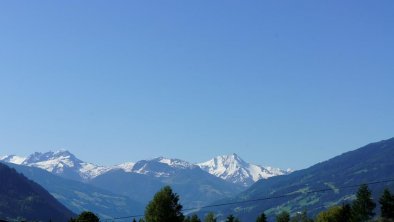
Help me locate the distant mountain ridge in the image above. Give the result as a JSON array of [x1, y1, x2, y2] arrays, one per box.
[[1, 151, 289, 187]]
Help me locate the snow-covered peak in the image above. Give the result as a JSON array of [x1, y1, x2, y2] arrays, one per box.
[[22, 150, 81, 166], [0, 150, 108, 181], [155, 157, 195, 169], [0, 155, 27, 164], [197, 154, 291, 187], [20, 150, 83, 176], [130, 157, 197, 178]]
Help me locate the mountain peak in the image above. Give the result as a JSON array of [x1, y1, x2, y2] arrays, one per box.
[[152, 157, 195, 169], [23, 150, 82, 165], [54, 149, 73, 156], [197, 154, 290, 187], [223, 153, 240, 161]]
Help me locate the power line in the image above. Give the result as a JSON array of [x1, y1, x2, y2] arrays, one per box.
[[104, 178, 394, 221]]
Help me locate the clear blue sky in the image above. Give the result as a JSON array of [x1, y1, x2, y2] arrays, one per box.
[[0, 1, 393, 169]]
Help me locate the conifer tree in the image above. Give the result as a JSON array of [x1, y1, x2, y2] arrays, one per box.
[[351, 184, 376, 222], [145, 186, 184, 222], [379, 188, 394, 219], [338, 203, 352, 222], [256, 212, 267, 222], [276, 211, 290, 222], [75, 211, 99, 222]]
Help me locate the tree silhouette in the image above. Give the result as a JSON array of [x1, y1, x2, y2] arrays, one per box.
[[75, 211, 99, 222], [379, 188, 394, 219], [256, 212, 267, 222], [145, 186, 184, 222], [351, 184, 376, 222]]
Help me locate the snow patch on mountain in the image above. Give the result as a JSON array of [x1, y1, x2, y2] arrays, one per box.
[[156, 157, 195, 169], [113, 162, 135, 172], [0, 155, 27, 164], [79, 163, 112, 179], [130, 157, 197, 178]]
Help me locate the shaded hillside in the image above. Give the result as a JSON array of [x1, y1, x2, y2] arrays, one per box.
[[6, 163, 144, 219], [201, 137, 394, 221], [0, 163, 75, 222], [91, 169, 165, 204]]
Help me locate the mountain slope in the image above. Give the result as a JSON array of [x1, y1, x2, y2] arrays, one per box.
[[0, 163, 75, 222], [91, 157, 243, 209], [5, 163, 144, 219], [197, 153, 291, 187], [200, 137, 394, 221]]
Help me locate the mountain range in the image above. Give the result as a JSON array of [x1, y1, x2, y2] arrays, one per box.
[[0, 151, 289, 187], [1, 151, 288, 216]]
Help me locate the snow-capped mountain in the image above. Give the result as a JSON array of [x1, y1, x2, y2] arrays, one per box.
[[1, 150, 113, 181], [132, 157, 197, 177], [0, 151, 199, 181], [197, 153, 292, 187]]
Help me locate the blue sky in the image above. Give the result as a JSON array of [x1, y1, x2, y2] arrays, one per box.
[[0, 1, 393, 169]]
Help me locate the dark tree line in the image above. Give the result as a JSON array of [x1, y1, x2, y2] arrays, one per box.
[[70, 184, 394, 222]]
